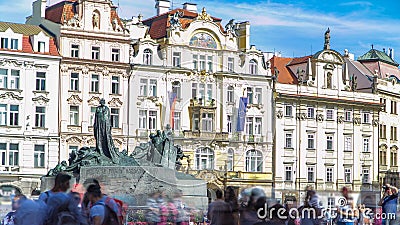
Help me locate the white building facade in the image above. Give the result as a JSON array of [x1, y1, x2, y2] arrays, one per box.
[[0, 22, 60, 195]]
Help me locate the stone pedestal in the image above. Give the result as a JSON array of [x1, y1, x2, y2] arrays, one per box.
[[176, 172, 208, 210]]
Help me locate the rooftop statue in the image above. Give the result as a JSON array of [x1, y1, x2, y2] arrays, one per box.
[[324, 28, 330, 50]]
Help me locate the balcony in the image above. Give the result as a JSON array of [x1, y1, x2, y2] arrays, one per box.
[[182, 130, 228, 141]]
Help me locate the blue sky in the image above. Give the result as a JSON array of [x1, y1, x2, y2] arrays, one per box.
[[2, 0, 400, 60]]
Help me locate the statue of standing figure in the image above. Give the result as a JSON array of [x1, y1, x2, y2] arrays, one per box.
[[94, 98, 120, 163], [324, 28, 330, 50]]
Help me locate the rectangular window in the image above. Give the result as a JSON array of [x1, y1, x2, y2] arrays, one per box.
[[0, 69, 7, 88], [381, 98, 387, 112], [0, 143, 5, 165], [326, 135, 333, 150], [247, 87, 253, 104], [345, 168, 352, 183], [307, 167, 314, 182], [71, 44, 79, 58], [380, 124, 387, 139], [285, 105, 293, 117], [35, 106, 46, 127], [34, 144, 45, 168], [207, 84, 212, 100], [390, 126, 398, 141], [391, 101, 397, 114], [90, 74, 99, 93], [307, 107, 315, 119], [344, 136, 352, 152], [0, 104, 6, 126], [227, 87, 234, 103], [207, 56, 213, 72], [10, 70, 20, 89], [391, 151, 397, 167], [91, 46, 100, 60], [8, 143, 18, 166], [69, 146, 79, 154], [380, 149, 387, 166], [193, 55, 198, 70], [9, 105, 18, 126], [173, 112, 181, 130], [199, 83, 205, 100], [1, 38, 8, 49], [191, 83, 197, 99], [255, 88, 262, 105], [326, 167, 333, 182], [10, 39, 18, 50], [227, 115, 232, 133], [90, 107, 96, 126], [326, 109, 334, 120], [362, 168, 370, 183], [199, 55, 206, 71], [173, 52, 181, 67], [111, 48, 120, 62], [139, 110, 147, 129], [285, 166, 292, 181], [111, 76, 119, 94], [285, 133, 293, 148], [35, 72, 46, 91], [193, 113, 199, 131], [345, 110, 352, 122], [363, 137, 370, 152], [201, 113, 213, 132], [245, 117, 254, 135], [172, 81, 181, 99], [307, 134, 315, 149], [149, 79, 157, 97], [110, 108, 119, 128], [148, 111, 157, 130], [362, 112, 370, 124], [70, 73, 79, 91], [228, 57, 234, 72], [139, 79, 148, 96], [255, 117, 262, 135], [69, 106, 79, 126], [38, 41, 45, 52]]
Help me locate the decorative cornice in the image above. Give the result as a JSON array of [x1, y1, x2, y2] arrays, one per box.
[[67, 94, 83, 105], [66, 136, 82, 144], [108, 97, 123, 108], [87, 96, 101, 106], [0, 92, 23, 101], [32, 95, 50, 105]]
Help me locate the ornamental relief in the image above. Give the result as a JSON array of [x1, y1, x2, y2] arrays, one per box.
[[87, 96, 101, 106], [0, 92, 23, 101], [316, 114, 324, 122], [353, 117, 361, 125], [337, 116, 344, 124], [66, 136, 82, 144], [67, 94, 83, 105], [372, 119, 379, 127], [32, 95, 50, 105], [108, 98, 123, 108], [276, 110, 283, 119]]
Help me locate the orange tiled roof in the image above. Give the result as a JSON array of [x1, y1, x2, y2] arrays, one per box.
[[288, 55, 311, 66], [45, 0, 76, 24], [143, 8, 224, 40], [1, 36, 59, 56], [110, 6, 123, 29], [270, 56, 297, 84]]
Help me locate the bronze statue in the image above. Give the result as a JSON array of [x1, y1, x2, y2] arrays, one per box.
[[94, 98, 120, 163], [324, 28, 330, 50]]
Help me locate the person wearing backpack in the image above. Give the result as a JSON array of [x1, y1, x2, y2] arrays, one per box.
[[39, 173, 72, 204], [86, 184, 120, 225]]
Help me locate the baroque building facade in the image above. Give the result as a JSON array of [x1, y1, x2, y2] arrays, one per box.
[[0, 22, 60, 195], [27, 0, 130, 161], [128, 1, 274, 199], [270, 32, 380, 206]]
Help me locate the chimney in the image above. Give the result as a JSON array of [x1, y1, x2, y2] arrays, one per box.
[[237, 21, 250, 50], [155, 0, 171, 16], [389, 48, 395, 60], [32, 0, 47, 18], [183, 3, 197, 13]]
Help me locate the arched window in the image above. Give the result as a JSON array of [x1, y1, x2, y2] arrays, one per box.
[[195, 147, 214, 170], [245, 149, 263, 172], [172, 81, 181, 99], [143, 49, 153, 65], [249, 59, 258, 75], [227, 148, 234, 171]]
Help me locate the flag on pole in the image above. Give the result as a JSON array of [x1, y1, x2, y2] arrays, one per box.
[[236, 97, 248, 132], [168, 91, 177, 128]]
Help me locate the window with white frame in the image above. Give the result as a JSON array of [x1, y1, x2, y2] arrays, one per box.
[[345, 110, 352, 122], [143, 49, 152, 65], [207, 84, 212, 100], [148, 111, 157, 130], [391, 101, 397, 114], [390, 149, 397, 167], [326, 135, 333, 150], [10, 39, 18, 50], [35, 106, 46, 128], [228, 57, 234, 72], [172, 81, 181, 99], [69, 146, 79, 153], [0, 69, 7, 88], [249, 59, 258, 75], [247, 87, 253, 104], [111, 48, 120, 62], [255, 88, 262, 105], [90, 107, 96, 126], [255, 117, 262, 135], [245, 117, 253, 135], [36, 72, 46, 91], [326, 109, 334, 120], [362, 168, 370, 183], [191, 83, 213, 101], [111, 76, 119, 94], [173, 112, 181, 130], [201, 113, 213, 132], [390, 126, 398, 141], [1, 38, 8, 49], [0, 143, 19, 166], [227, 149, 234, 171], [139, 79, 148, 96], [38, 41, 45, 53], [285, 166, 292, 181], [71, 44, 79, 58], [91, 46, 100, 60], [207, 56, 213, 72], [149, 80, 157, 97], [70, 73, 79, 91], [285, 105, 293, 117], [344, 136, 352, 152], [34, 144, 45, 168], [345, 168, 352, 183], [308, 167, 314, 182], [195, 147, 214, 170], [193, 113, 199, 131], [193, 55, 198, 70], [199, 55, 206, 71], [362, 112, 370, 124], [285, 133, 293, 148], [9, 105, 18, 126], [307, 134, 315, 149], [9, 70, 19, 89], [139, 79, 157, 97], [326, 167, 333, 182], [0, 104, 19, 126], [307, 106, 315, 119], [363, 137, 370, 152], [245, 150, 263, 172], [0, 104, 6, 126], [227, 115, 232, 133], [173, 52, 181, 67], [110, 108, 119, 128], [0, 69, 20, 89], [227, 86, 234, 103], [191, 83, 197, 99], [90, 74, 99, 93], [69, 106, 79, 126], [139, 110, 147, 129], [138, 110, 157, 130]]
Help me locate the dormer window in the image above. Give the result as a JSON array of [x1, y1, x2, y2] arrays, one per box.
[[10, 39, 18, 50], [38, 41, 45, 53], [1, 38, 8, 48], [249, 59, 258, 75]]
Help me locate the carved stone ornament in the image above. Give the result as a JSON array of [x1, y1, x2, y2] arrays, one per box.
[[169, 11, 183, 30], [102, 66, 110, 76], [87, 96, 101, 106], [316, 114, 324, 122], [66, 136, 82, 144], [353, 117, 361, 125], [0, 92, 23, 101], [32, 95, 50, 105], [197, 7, 213, 22], [67, 94, 83, 105], [296, 113, 306, 120], [276, 110, 283, 119], [337, 116, 344, 124], [112, 18, 123, 32], [0, 59, 23, 67], [225, 19, 237, 37], [67, 14, 82, 27], [108, 98, 123, 108], [372, 119, 379, 127], [61, 64, 69, 73], [81, 65, 89, 75]]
